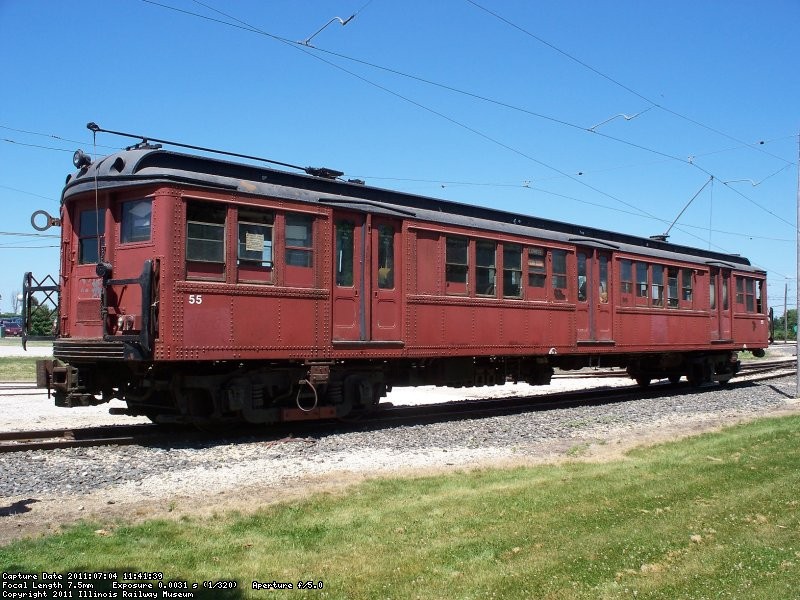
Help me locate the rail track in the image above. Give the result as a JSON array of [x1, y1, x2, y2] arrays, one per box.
[[0, 359, 795, 453], [0, 424, 167, 453], [354, 360, 797, 428], [552, 357, 795, 379]]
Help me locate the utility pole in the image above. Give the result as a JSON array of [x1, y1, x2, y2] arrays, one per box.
[[796, 130, 799, 398], [785, 283, 789, 343]]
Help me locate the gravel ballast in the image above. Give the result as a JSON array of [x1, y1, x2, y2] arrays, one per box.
[[1, 366, 799, 544]]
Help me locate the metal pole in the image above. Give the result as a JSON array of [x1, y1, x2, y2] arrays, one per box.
[[785, 283, 789, 343], [796, 130, 799, 397]]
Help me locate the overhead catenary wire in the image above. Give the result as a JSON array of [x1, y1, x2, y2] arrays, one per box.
[[464, 0, 793, 169], [2, 138, 75, 153], [0, 184, 59, 204], [0, 231, 59, 239], [13, 2, 781, 277], [0, 125, 120, 151], [137, 0, 796, 236], [134, 0, 669, 226], [2, 117, 791, 247]]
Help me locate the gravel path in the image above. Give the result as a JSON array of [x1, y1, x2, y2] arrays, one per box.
[[1, 368, 798, 544]]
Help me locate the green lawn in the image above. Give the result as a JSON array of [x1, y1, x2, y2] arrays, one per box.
[[0, 357, 40, 381], [2, 414, 799, 599]]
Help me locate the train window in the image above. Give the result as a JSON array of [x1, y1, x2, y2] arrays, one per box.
[[285, 214, 313, 267], [667, 267, 679, 308], [710, 273, 717, 310], [745, 278, 756, 312], [577, 252, 588, 302], [635, 263, 648, 306], [620, 260, 632, 294], [377, 224, 395, 289], [619, 259, 633, 306], [757, 280, 764, 313], [186, 201, 226, 280], [187, 202, 225, 262], [476, 241, 496, 297], [527, 247, 546, 288], [722, 273, 729, 311], [445, 237, 468, 295], [551, 249, 567, 300], [335, 220, 355, 287], [735, 277, 744, 307], [651, 265, 664, 307], [681, 269, 693, 305], [503, 244, 522, 298], [599, 255, 608, 304], [237, 208, 273, 284], [121, 200, 152, 244], [78, 208, 105, 264]]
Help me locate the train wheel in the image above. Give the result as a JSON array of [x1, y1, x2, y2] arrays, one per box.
[[668, 374, 681, 385], [635, 376, 652, 388]]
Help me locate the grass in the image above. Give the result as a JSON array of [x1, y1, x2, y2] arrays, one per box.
[[0, 357, 41, 381], [0, 338, 50, 347], [2, 415, 799, 599]]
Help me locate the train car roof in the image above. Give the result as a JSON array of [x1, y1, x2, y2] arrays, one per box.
[[63, 147, 763, 274]]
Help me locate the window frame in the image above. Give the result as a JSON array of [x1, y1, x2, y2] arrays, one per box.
[[445, 236, 469, 295], [78, 208, 105, 265], [185, 200, 227, 281], [551, 249, 568, 302], [599, 254, 609, 304], [335, 219, 356, 288], [651, 264, 665, 307], [377, 223, 395, 290], [680, 269, 694, 309], [619, 259, 633, 306], [502, 244, 522, 299], [635, 262, 649, 307], [120, 199, 152, 245], [475, 240, 497, 297], [527, 246, 547, 293], [285, 213, 314, 268], [237, 207, 274, 284], [666, 267, 679, 308], [577, 252, 588, 303]]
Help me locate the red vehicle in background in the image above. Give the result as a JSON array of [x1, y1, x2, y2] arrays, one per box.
[[1, 318, 23, 337], [23, 127, 769, 427]]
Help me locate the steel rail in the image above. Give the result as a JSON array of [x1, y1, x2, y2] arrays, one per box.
[[0, 363, 794, 451], [355, 366, 797, 428], [0, 424, 162, 453]]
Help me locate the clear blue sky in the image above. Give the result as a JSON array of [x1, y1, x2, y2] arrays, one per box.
[[1, 0, 798, 316]]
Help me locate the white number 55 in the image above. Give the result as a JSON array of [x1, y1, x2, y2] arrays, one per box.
[[188, 294, 203, 305]]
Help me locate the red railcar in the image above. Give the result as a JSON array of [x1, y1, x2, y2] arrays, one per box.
[[26, 143, 769, 425]]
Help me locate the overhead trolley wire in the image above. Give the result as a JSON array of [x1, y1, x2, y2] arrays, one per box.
[[0, 125, 120, 152], [137, 0, 667, 224], [464, 0, 794, 169], [2, 138, 74, 153], [138, 0, 792, 249]]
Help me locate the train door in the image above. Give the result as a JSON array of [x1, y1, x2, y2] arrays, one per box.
[[709, 267, 733, 341], [370, 217, 402, 341], [332, 213, 402, 342], [576, 248, 613, 343], [332, 213, 366, 341]]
